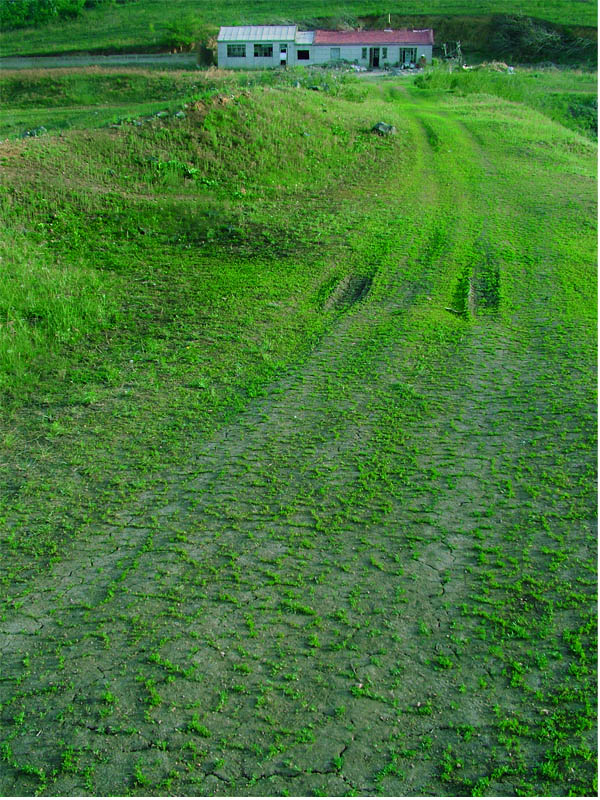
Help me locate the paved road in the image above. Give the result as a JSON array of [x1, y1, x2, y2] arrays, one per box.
[[0, 52, 198, 70]]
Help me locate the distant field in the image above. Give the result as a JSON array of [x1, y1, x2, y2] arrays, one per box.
[[0, 0, 596, 56], [0, 65, 596, 796]]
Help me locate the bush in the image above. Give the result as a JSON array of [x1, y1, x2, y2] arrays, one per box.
[[490, 14, 595, 63], [492, 15, 561, 59], [160, 15, 207, 51]]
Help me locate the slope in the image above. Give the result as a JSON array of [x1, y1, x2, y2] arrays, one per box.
[[0, 0, 596, 58]]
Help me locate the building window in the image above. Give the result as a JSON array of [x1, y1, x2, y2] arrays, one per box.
[[227, 44, 246, 57], [382, 47, 388, 58], [297, 49, 310, 60], [254, 43, 273, 57], [330, 47, 341, 60], [362, 47, 367, 59]]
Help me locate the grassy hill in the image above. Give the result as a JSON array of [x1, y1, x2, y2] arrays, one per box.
[[1, 65, 596, 140], [0, 66, 596, 795], [0, 0, 597, 56]]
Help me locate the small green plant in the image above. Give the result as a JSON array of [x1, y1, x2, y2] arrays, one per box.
[[188, 716, 211, 737]]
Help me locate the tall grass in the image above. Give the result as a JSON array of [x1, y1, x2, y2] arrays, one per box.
[[0, 233, 117, 390]]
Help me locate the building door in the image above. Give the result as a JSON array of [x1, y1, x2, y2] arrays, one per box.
[[369, 47, 380, 68], [402, 47, 416, 67], [280, 43, 287, 65]]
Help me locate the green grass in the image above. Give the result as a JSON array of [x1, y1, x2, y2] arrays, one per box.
[[0, 0, 596, 56], [0, 69, 206, 107], [0, 66, 352, 138], [0, 66, 596, 796], [414, 65, 598, 138], [0, 68, 228, 138], [0, 231, 117, 384]]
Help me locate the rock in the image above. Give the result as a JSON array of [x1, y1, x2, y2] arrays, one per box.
[[372, 121, 396, 136], [22, 125, 48, 138]]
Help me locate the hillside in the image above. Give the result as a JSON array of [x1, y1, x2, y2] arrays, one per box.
[[0, 0, 597, 57], [0, 68, 596, 795]]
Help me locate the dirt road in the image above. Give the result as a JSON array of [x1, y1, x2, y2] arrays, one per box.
[[0, 94, 595, 796]]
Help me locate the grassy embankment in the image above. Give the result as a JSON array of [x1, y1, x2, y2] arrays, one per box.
[[0, 69, 213, 138], [0, 69, 597, 795], [1, 65, 596, 140], [0, 0, 596, 56]]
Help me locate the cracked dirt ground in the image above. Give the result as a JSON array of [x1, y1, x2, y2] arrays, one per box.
[[0, 95, 596, 795]]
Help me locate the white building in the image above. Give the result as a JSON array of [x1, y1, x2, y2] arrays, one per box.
[[217, 26, 433, 70]]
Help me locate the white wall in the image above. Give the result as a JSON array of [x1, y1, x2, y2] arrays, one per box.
[[218, 41, 432, 69], [311, 44, 432, 66], [310, 45, 363, 65], [218, 41, 282, 69]]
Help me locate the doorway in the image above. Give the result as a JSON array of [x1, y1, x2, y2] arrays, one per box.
[[369, 47, 380, 68]]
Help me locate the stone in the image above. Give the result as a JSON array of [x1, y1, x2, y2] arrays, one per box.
[[372, 121, 396, 136], [22, 125, 48, 138]]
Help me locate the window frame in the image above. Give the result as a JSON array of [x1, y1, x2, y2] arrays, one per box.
[[297, 49, 310, 60], [254, 43, 274, 58], [227, 43, 246, 58]]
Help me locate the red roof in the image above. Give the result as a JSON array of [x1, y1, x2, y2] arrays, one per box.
[[314, 28, 433, 45]]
